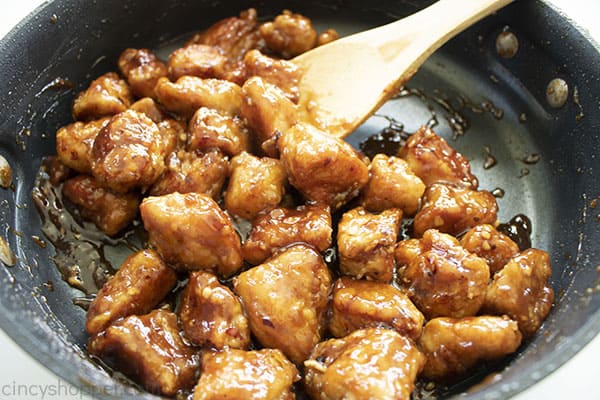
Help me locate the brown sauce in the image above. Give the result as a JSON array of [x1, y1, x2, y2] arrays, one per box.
[[497, 214, 532, 251]]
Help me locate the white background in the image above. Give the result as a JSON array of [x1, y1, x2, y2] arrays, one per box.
[[0, 0, 599, 399]]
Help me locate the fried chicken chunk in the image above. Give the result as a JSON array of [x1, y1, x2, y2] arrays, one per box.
[[149, 149, 228, 199], [90, 109, 168, 193], [233, 244, 332, 364], [118, 48, 168, 99], [86, 249, 177, 335], [88, 310, 199, 396], [193, 348, 299, 400], [56, 117, 111, 174], [242, 204, 332, 265], [460, 224, 519, 274], [395, 229, 490, 319], [129, 97, 166, 123], [224, 152, 287, 220], [72, 72, 133, 121], [413, 183, 498, 237], [241, 76, 297, 154], [243, 49, 301, 102], [62, 175, 139, 236], [140, 192, 243, 277], [337, 207, 402, 283], [304, 328, 425, 400], [484, 249, 554, 338], [260, 10, 317, 58], [361, 154, 425, 216], [155, 76, 243, 118], [419, 316, 522, 382], [278, 123, 369, 210], [398, 126, 478, 189], [188, 107, 249, 156], [329, 277, 424, 340], [179, 271, 250, 350], [168, 44, 227, 81]]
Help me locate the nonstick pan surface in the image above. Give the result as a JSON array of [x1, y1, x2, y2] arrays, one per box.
[[0, 0, 598, 399]]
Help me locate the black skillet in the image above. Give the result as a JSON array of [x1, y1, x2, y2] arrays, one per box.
[[0, 0, 599, 398]]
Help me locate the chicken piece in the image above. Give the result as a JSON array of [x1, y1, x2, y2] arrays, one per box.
[[154, 76, 243, 118], [329, 277, 424, 340], [179, 271, 250, 350], [243, 49, 301, 103], [224, 152, 287, 220], [62, 175, 139, 236], [188, 107, 249, 156], [361, 154, 425, 216], [398, 126, 478, 189], [167, 44, 227, 81], [193, 348, 299, 400], [304, 328, 425, 400], [72, 72, 133, 121], [88, 310, 199, 396], [259, 10, 317, 58], [233, 244, 331, 364], [41, 156, 73, 185], [483, 249, 554, 338], [395, 229, 490, 319], [90, 109, 168, 193], [149, 149, 228, 199], [242, 204, 332, 265], [337, 207, 402, 283], [56, 117, 110, 174], [460, 224, 520, 274], [186, 8, 263, 63], [158, 118, 186, 154], [85, 249, 177, 335], [129, 97, 166, 123], [241, 76, 297, 155], [278, 123, 369, 210], [413, 182, 498, 237], [140, 192, 242, 277], [317, 28, 339, 46], [118, 48, 168, 99], [419, 316, 522, 382]]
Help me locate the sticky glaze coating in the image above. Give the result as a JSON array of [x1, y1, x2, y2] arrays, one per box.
[[88, 310, 199, 396], [419, 316, 522, 382], [395, 229, 490, 319], [399, 126, 478, 189], [278, 122, 369, 210], [62, 175, 139, 236], [118, 48, 168, 99], [259, 10, 318, 58], [193, 348, 299, 400], [243, 49, 301, 103], [304, 328, 425, 400], [413, 182, 498, 237], [188, 107, 250, 156], [179, 271, 250, 350], [85, 249, 177, 335], [140, 192, 242, 277], [328, 277, 424, 340], [56, 117, 111, 174], [484, 248, 555, 338], [242, 203, 333, 265], [460, 223, 520, 274], [234, 244, 332, 364], [72, 72, 133, 122], [224, 151, 288, 220], [337, 207, 402, 282]]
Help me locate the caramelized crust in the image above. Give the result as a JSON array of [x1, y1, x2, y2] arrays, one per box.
[[304, 328, 425, 400], [242, 204, 333, 265], [234, 244, 332, 364], [140, 192, 243, 277], [243, 49, 301, 103], [88, 310, 199, 396], [118, 48, 168, 99], [56, 117, 111, 174], [168, 44, 227, 81], [460, 224, 520, 274], [86, 249, 177, 335], [193, 348, 299, 400], [179, 271, 250, 350], [188, 107, 250, 156], [329, 277, 424, 340], [72, 72, 133, 121], [259, 10, 317, 58], [419, 316, 522, 382], [399, 126, 478, 189]]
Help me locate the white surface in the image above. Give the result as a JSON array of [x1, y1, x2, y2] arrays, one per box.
[[0, 1, 599, 399]]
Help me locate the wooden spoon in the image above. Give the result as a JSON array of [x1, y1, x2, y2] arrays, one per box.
[[293, 0, 513, 138]]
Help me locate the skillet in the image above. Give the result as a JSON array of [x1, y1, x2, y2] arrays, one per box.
[[0, 0, 598, 398]]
